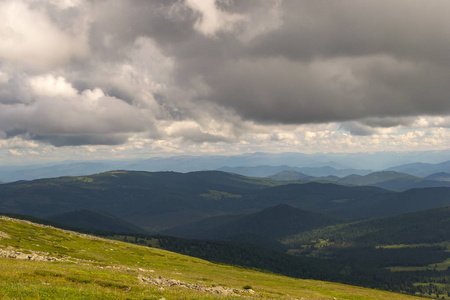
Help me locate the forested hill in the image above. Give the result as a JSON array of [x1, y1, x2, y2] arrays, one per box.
[[0, 170, 449, 232], [283, 205, 450, 247]]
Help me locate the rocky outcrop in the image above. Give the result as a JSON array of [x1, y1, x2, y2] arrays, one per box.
[[138, 275, 258, 297], [0, 247, 62, 262], [0, 231, 10, 239]]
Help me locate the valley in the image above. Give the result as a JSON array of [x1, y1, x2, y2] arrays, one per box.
[[1, 167, 450, 298]]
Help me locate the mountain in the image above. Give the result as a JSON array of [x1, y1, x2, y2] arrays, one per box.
[[0, 215, 422, 299], [1, 171, 450, 232], [337, 171, 450, 191], [425, 172, 450, 182], [218, 165, 299, 177], [338, 171, 418, 185], [220, 165, 372, 177], [1, 151, 449, 182], [385, 160, 450, 177], [278, 206, 450, 298], [298, 166, 373, 177], [245, 183, 450, 219], [0, 161, 116, 183], [45, 209, 148, 234], [0, 170, 278, 231], [267, 170, 450, 190], [163, 204, 342, 248], [268, 170, 314, 181], [284, 205, 450, 248]]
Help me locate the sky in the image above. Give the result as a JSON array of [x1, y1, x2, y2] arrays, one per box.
[[1, 0, 450, 165]]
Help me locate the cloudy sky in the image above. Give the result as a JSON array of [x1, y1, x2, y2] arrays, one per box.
[[1, 0, 450, 164]]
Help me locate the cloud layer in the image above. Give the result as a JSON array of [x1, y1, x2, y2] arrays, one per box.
[[0, 0, 449, 161]]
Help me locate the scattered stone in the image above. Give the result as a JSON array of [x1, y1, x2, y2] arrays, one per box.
[[137, 268, 154, 272], [0, 231, 10, 239], [0, 247, 62, 262], [138, 275, 259, 297]]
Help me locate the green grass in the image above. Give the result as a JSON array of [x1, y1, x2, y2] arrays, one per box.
[[0, 216, 422, 300], [389, 258, 450, 272]]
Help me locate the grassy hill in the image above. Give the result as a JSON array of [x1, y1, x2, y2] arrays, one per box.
[[0, 216, 421, 300]]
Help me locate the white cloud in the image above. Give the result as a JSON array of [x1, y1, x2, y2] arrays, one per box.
[[0, 0, 88, 71], [0, 71, 10, 84], [0, 136, 39, 149], [185, 0, 246, 36], [47, 0, 82, 9], [29, 75, 78, 98], [0, 75, 155, 146]]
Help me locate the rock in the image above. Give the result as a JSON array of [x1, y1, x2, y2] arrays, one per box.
[[0, 231, 11, 239], [138, 274, 259, 297], [0, 248, 62, 262]]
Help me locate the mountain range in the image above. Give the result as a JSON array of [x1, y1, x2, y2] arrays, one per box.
[[1, 170, 450, 233], [385, 160, 450, 177], [1, 151, 449, 182]]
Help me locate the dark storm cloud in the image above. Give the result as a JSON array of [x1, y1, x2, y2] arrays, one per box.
[[165, 0, 450, 125], [34, 134, 129, 147], [339, 122, 379, 136], [1, 0, 450, 148], [249, 1, 450, 63]]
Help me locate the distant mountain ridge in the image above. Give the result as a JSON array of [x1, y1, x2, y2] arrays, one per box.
[[385, 160, 450, 177], [337, 171, 450, 190], [219, 165, 372, 178], [425, 172, 450, 182], [268, 170, 314, 181], [1, 150, 449, 182], [267, 170, 450, 191]]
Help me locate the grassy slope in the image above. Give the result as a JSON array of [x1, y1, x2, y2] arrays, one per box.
[[0, 216, 419, 300]]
